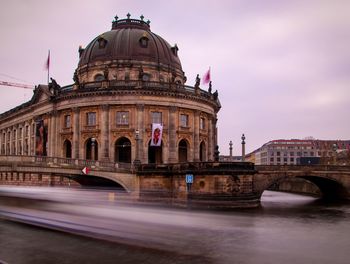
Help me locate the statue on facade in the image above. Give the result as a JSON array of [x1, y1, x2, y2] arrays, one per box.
[[195, 74, 200, 88], [103, 66, 109, 80], [213, 90, 218, 100], [73, 69, 79, 85], [208, 81, 212, 94], [49, 77, 60, 96]]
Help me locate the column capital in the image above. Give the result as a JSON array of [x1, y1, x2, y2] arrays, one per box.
[[72, 107, 80, 114], [170, 106, 178, 113]]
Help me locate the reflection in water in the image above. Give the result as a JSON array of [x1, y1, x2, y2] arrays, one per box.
[[0, 187, 349, 264]]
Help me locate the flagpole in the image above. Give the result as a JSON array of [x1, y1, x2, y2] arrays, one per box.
[[47, 50, 50, 85]]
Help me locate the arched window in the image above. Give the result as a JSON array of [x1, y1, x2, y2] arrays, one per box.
[[178, 139, 188, 163], [148, 140, 163, 164], [115, 137, 131, 163], [63, 139, 72, 158], [200, 141, 206, 162], [86, 138, 98, 160]]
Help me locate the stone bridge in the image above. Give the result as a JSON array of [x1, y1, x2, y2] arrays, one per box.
[[0, 155, 137, 192], [1, 155, 350, 207], [254, 165, 350, 199]]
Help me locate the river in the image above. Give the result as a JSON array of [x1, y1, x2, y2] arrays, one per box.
[[0, 190, 349, 264]]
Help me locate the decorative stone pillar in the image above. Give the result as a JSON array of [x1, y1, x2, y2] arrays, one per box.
[[72, 107, 80, 159], [100, 105, 110, 161], [208, 117, 213, 161], [136, 104, 145, 163], [48, 110, 58, 157], [194, 110, 200, 161], [168, 106, 177, 163]]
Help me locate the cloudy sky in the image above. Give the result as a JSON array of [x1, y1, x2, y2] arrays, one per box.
[[0, 0, 349, 155]]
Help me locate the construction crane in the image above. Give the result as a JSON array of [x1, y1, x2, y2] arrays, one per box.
[[0, 80, 34, 90]]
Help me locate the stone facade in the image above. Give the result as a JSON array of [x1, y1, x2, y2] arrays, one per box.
[[0, 15, 220, 165]]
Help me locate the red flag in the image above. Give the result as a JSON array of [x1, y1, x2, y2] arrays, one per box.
[[202, 67, 210, 85], [44, 50, 50, 70]]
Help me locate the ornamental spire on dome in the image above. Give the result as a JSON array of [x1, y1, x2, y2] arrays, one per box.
[[112, 13, 151, 30]]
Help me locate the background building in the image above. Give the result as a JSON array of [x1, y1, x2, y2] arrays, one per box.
[[0, 15, 221, 164], [252, 138, 350, 165]]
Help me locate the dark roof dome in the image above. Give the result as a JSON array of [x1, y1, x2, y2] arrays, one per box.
[[78, 14, 182, 71]]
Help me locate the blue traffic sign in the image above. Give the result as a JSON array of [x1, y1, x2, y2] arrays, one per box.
[[186, 174, 194, 184]]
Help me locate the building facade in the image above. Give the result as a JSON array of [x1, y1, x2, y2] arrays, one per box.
[[253, 139, 350, 165], [0, 15, 221, 164]]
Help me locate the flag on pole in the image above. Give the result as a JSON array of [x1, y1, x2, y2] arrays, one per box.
[[44, 50, 50, 84], [202, 67, 211, 85], [44, 50, 50, 70]]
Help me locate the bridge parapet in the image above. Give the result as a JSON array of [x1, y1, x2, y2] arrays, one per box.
[[0, 155, 132, 172]]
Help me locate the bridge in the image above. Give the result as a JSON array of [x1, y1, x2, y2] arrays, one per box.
[[0, 155, 349, 207]]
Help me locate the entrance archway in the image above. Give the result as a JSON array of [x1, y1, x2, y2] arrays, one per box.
[[85, 138, 98, 160], [115, 137, 132, 163], [200, 141, 206, 161], [148, 140, 163, 164], [63, 139, 72, 158], [178, 139, 188, 163]]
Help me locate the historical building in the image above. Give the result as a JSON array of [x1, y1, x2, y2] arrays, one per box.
[[253, 138, 350, 165], [0, 15, 221, 164]]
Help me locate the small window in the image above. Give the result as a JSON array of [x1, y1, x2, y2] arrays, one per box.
[[116, 111, 129, 125], [180, 114, 189, 127], [151, 112, 162, 124], [64, 115, 71, 128], [86, 112, 96, 126], [97, 36, 107, 49], [200, 117, 205, 130], [94, 74, 104, 82], [139, 36, 149, 48]]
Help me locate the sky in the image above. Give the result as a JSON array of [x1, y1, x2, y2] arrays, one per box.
[[0, 0, 349, 155]]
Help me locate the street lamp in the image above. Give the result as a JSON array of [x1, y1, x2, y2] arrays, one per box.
[[133, 129, 141, 166], [332, 143, 337, 165], [241, 134, 246, 162], [91, 137, 96, 161]]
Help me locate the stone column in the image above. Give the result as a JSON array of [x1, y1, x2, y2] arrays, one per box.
[[9, 128, 13, 155], [100, 105, 110, 161], [208, 117, 213, 161], [136, 104, 145, 163], [48, 111, 58, 157], [168, 106, 177, 163], [72, 107, 80, 159], [193, 110, 200, 161]]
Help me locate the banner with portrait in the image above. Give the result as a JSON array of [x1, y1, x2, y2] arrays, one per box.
[[150, 123, 163, 147], [35, 119, 47, 156]]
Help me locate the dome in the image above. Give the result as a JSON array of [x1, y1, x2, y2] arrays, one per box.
[[78, 15, 182, 72]]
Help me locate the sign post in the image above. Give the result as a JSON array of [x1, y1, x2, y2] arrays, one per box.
[[185, 174, 194, 208]]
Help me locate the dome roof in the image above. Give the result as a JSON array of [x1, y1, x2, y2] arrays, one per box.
[[78, 15, 182, 72]]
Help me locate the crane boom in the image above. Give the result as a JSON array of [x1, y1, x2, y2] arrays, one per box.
[[0, 80, 34, 89]]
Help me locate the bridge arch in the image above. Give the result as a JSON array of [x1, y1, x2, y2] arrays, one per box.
[[68, 174, 128, 192], [297, 176, 349, 199], [262, 173, 349, 200]]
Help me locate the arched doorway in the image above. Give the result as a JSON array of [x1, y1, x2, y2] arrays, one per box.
[[115, 137, 132, 163], [63, 139, 72, 158], [178, 139, 188, 163], [200, 141, 206, 161], [85, 138, 98, 160], [148, 140, 163, 164]]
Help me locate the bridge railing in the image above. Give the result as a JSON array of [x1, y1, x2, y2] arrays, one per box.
[[0, 155, 132, 172]]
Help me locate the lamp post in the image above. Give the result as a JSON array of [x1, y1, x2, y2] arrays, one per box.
[[332, 143, 337, 165], [241, 134, 246, 162], [91, 137, 96, 161], [133, 129, 141, 166]]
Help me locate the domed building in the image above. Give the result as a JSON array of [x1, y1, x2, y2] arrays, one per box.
[[0, 14, 221, 165]]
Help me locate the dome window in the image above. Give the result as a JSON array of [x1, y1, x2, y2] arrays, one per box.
[[171, 44, 178, 56], [139, 36, 149, 48], [97, 36, 108, 49], [94, 74, 104, 81]]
